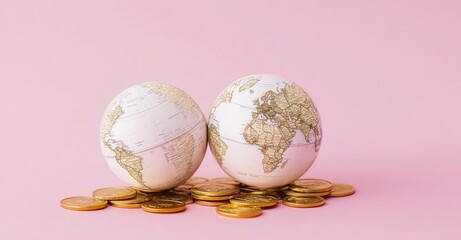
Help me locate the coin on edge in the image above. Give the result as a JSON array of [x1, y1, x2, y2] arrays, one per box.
[[230, 194, 278, 208], [93, 187, 137, 201], [329, 183, 356, 197], [282, 196, 325, 208], [290, 179, 333, 193], [192, 183, 240, 196], [60, 196, 107, 211], [141, 200, 186, 213], [216, 204, 262, 218]]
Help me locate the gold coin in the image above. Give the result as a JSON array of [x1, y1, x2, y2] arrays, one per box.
[[210, 177, 240, 185], [242, 185, 289, 192], [170, 189, 192, 196], [60, 196, 107, 211], [216, 204, 262, 218], [192, 183, 240, 196], [282, 196, 325, 208], [241, 188, 279, 195], [191, 193, 236, 201], [194, 199, 229, 207], [210, 179, 240, 186], [173, 184, 194, 191], [109, 193, 150, 208], [185, 177, 209, 185], [110, 202, 143, 209], [152, 193, 193, 204], [329, 183, 355, 197], [240, 190, 282, 199], [230, 194, 278, 208], [290, 179, 333, 193], [284, 190, 331, 197], [141, 200, 186, 213], [92, 187, 137, 201], [210, 177, 237, 181]]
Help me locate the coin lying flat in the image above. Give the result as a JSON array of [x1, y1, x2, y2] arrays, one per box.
[[194, 200, 229, 207], [109, 193, 150, 208], [191, 193, 235, 201], [93, 187, 137, 201], [290, 179, 333, 193], [170, 184, 194, 196], [216, 204, 262, 218], [282, 196, 325, 208], [209, 177, 240, 186], [152, 193, 193, 204], [60, 196, 108, 211], [329, 183, 355, 197], [284, 190, 331, 197], [230, 194, 278, 208], [192, 183, 240, 196], [141, 200, 186, 213], [185, 177, 209, 185], [242, 185, 289, 192]]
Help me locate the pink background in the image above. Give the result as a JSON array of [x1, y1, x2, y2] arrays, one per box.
[[1, 1, 460, 239]]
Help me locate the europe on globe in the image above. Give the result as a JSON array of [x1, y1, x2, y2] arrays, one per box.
[[100, 82, 207, 192], [208, 74, 322, 189]]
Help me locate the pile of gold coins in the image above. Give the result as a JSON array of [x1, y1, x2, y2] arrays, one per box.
[[60, 177, 355, 218]]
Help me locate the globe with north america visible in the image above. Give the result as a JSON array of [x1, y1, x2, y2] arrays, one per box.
[[208, 74, 322, 189], [100, 82, 207, 192]]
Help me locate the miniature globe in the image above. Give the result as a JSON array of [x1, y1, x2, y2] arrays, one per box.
[[100, 82, 207, 192], [208, 74, 322, 188]]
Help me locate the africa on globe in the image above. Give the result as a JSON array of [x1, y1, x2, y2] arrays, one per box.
[[100, 82, 207, 192], [208, 74, 322, 189]]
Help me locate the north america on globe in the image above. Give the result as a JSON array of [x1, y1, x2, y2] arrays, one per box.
[[100, 82, 207, 192]]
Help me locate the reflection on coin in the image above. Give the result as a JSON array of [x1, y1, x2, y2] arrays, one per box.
[[290, 179, 333, 193], [329, 183, 355, 197], [282, 196, 325, 208], [284, 190, 331, 197], [194, 200, 229, 207], [191, 193, 235, 201], [185, 177, 209, 185], [192, 183, 240, 196], [141, 200, 186, 213], [109, 193, 150, 208], [93, 187, 137, 201], [216, 204, 262, 218], [230, 194, 278, 208], [60, 196, 107, 211], [152, 193, 193, 204]]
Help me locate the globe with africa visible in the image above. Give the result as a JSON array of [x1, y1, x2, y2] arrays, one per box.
[[208, 74, 322, 189], [100, 82, 207, 192]]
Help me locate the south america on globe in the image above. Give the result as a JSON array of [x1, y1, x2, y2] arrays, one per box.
[[208, 74, 322, 189], [100, 82, 207, 192]]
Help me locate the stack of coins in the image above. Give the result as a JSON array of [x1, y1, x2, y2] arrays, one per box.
[[60, 176, 355, 218], [240, 185, 288, 199], [93, 187, 152, 209], [282, 179, 356, 208], [191, 182, 240, 206]]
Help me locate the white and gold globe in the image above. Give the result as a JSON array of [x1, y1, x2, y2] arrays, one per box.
[[208, 74, 322, 189], [100, 82, 207, 192]]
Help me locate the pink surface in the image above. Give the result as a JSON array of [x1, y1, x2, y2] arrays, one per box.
[[1, 1, 460, 239]]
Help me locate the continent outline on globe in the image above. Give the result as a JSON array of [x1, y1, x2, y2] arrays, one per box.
[[100, 82, 207, 192], [208, 74, 323, 188]]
